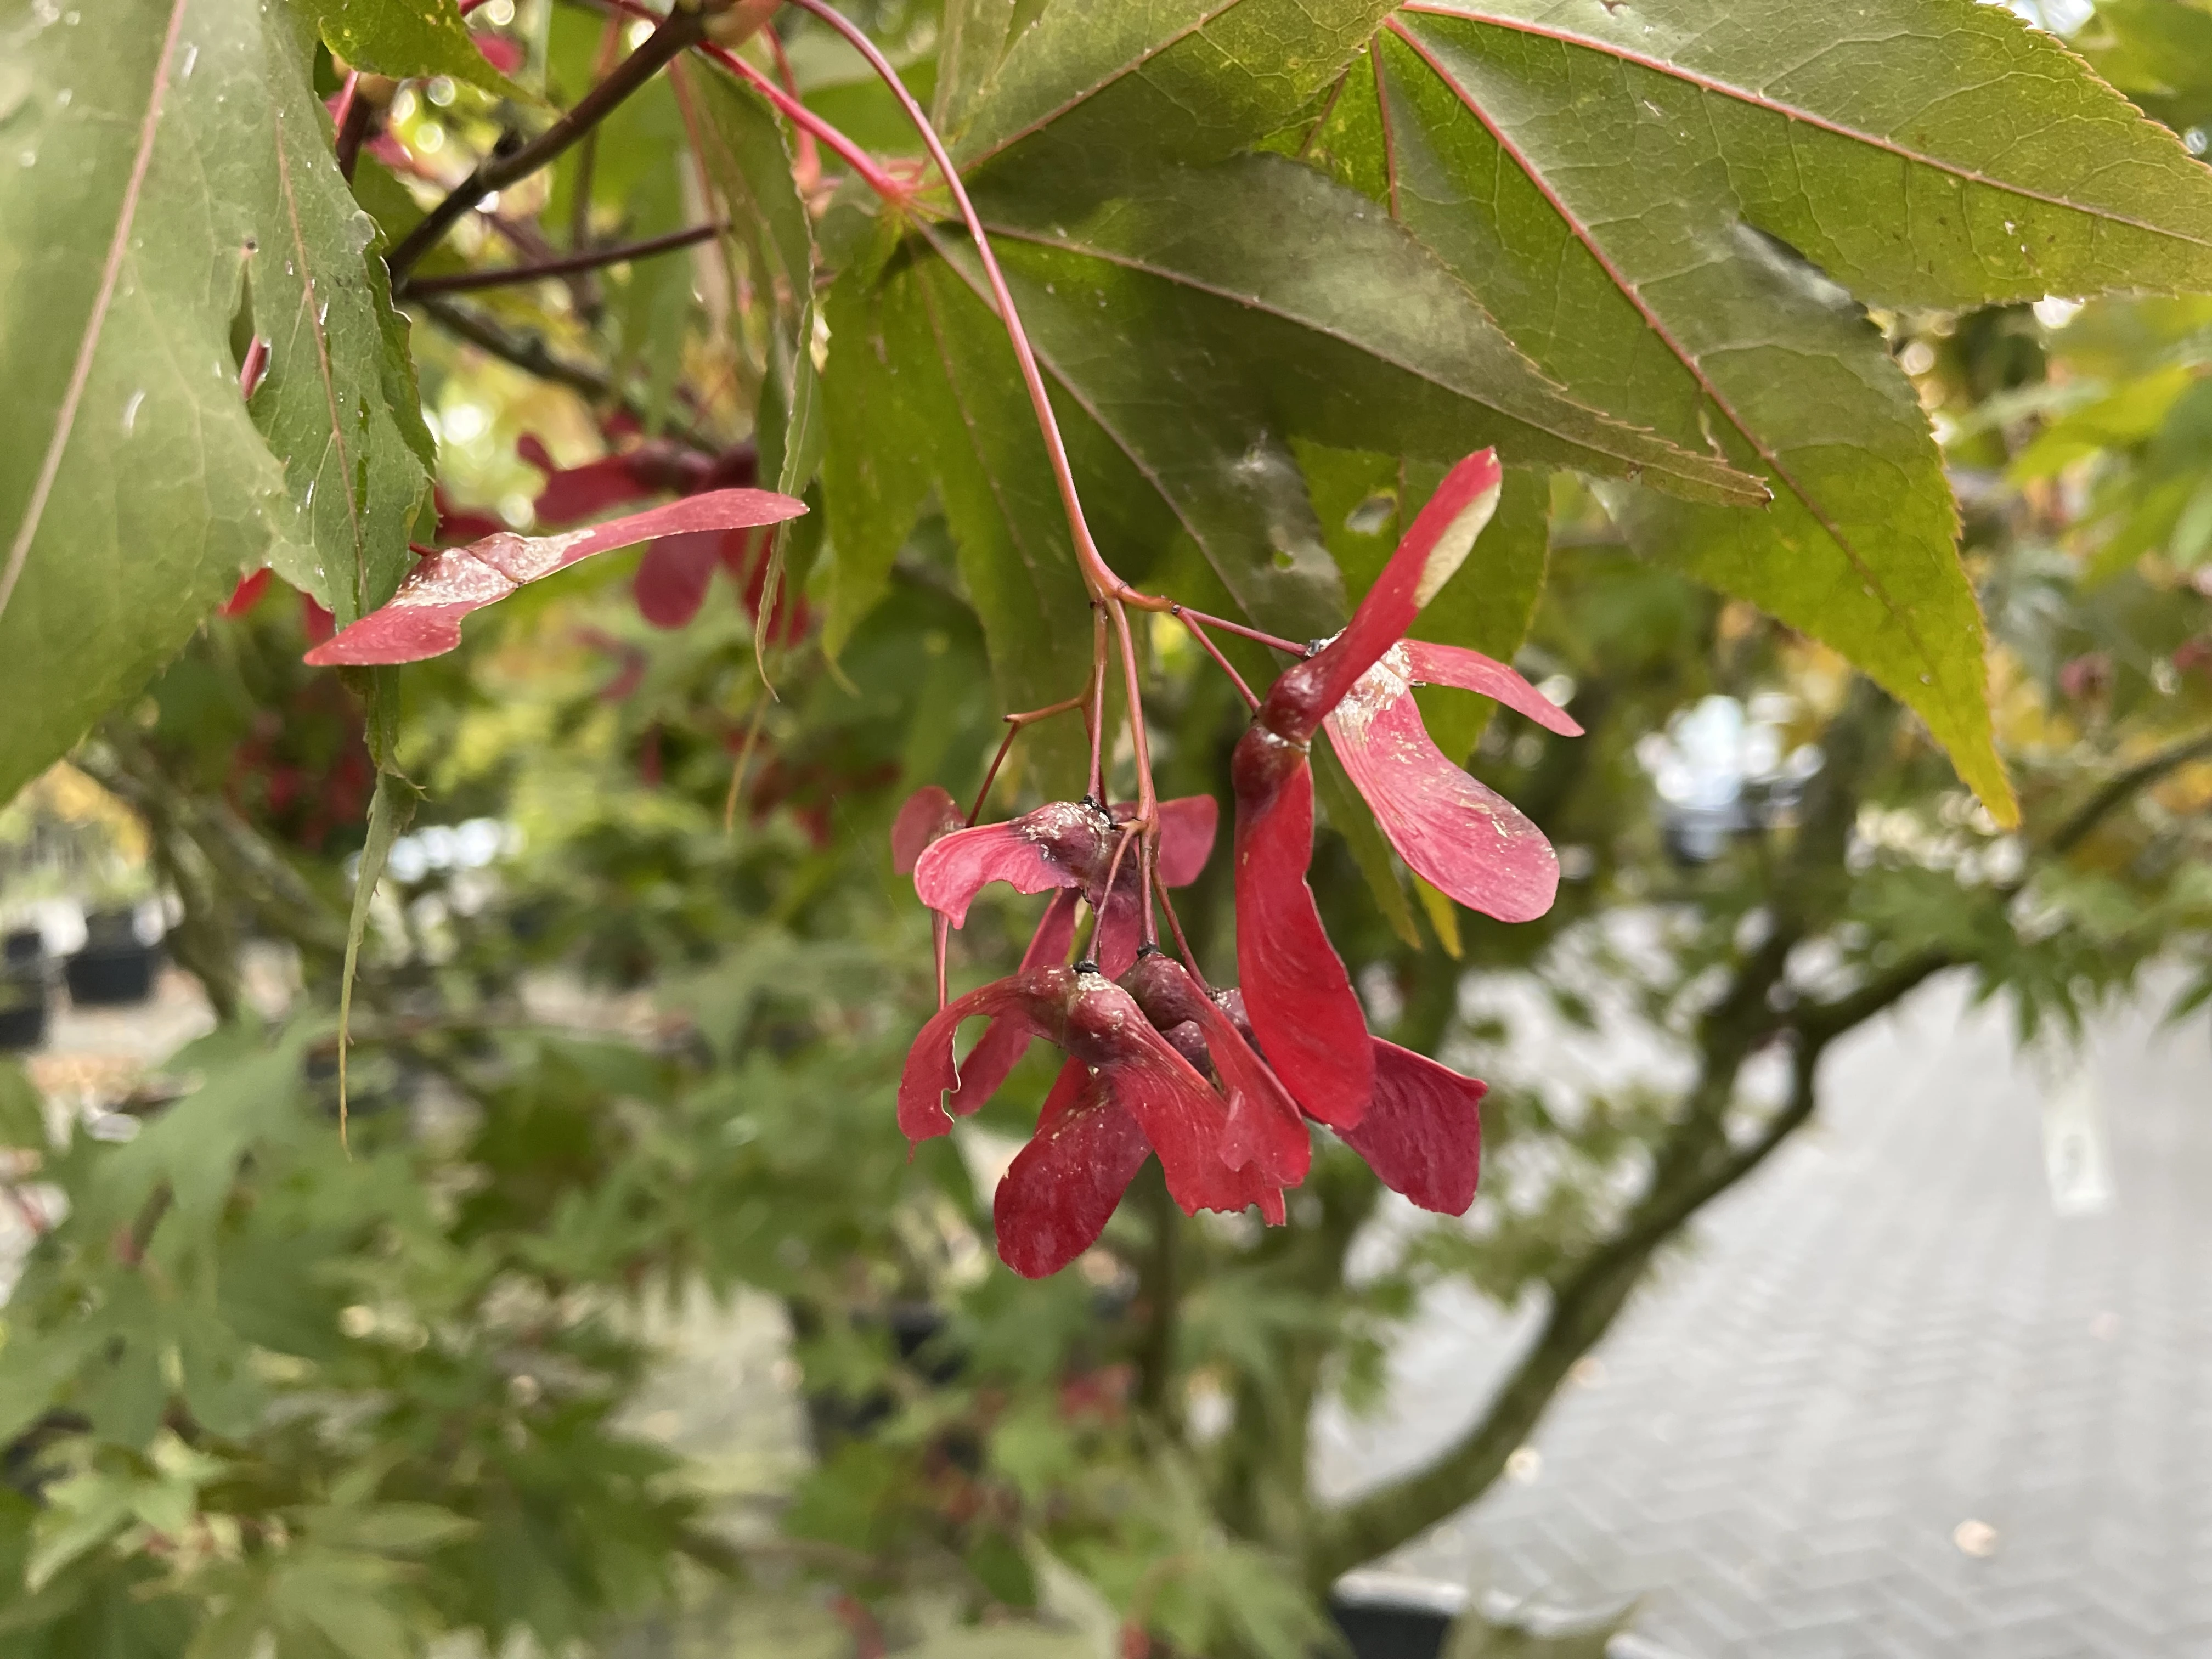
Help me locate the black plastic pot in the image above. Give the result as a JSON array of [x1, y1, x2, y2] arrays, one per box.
[[1329, 1600, 1449, 1659], [1328, 1578, 1468, 1659], [0, 937, 47, 1050], [802, 1302, 972, 1452], [0, 993, 46, 1052], [64, 943, 159, 1007]]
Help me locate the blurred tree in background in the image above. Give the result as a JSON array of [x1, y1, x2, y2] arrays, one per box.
[[2, 0, 2210, 1655]]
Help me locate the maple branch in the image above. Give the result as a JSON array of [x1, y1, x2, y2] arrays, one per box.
[[2045, 725, 2212, 858], [1305, 679, 1905, 1585], [413, 293, 721, 452], [388, 5, 707, 280], [397, 221, 726, 295]]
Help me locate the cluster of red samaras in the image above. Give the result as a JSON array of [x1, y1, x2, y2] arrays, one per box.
[[895, 452, 1583, 1278]]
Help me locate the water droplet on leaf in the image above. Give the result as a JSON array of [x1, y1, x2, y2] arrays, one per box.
[[120, 390, 145, 434], [180, 43, 198, 76]]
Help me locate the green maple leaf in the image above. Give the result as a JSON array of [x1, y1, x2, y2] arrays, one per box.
[[0, 0, 431, 804], [289, 0, 528, 103], [1296, 0, 2212, 822], [824, 156, 1755, 695]]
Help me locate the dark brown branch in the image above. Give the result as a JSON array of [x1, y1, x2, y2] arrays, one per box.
[[2045, 725, 2212, 858], [412, 294, 720, 453], [484, 212, 606, 319], [1792, 949, 1956, 1047], [397, 221, 725, 296], [1307, 1039, 1827, 1588], [1304, 679, 1905, 1586], [387, 6, 706, 280]]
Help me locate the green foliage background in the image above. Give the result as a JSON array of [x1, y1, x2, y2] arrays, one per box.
[[1, 0, 2210, 1654]]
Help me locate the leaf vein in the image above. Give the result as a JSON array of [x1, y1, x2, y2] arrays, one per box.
[[1401, 2, 2212, 253], [0, 0, 193, 625], [1385, 13, 1948, 689]]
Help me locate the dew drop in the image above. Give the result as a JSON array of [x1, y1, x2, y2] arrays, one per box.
[[303, 480, 316, 509], [180, 43, 198, 77], [317, 300, 329, 326], [120, 390, 146, 433], [285, 262, 295, 276]]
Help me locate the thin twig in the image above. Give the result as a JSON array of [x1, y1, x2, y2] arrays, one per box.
[[1156, 883, 1207, 989], [1086, 604, 1109, 804], [1108, 599, 1159, 944], [2045, 726, 2212, 858], [412, 293, 721, 452], [398, 221, 725, 295], [388, 7, 707, 279], [968, 695, 1086, 824], [1173, 605, 1305, 658], [1176, 611, 1259, 709], [552, 0, 910, 199], [569, 15, 625, 260]]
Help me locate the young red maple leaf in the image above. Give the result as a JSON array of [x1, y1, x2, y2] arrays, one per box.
[[518, 433, 732, 525], [1324, 637, 1581, 923], [433, 488, 505, 546], [632, 532, 724, 629], [914, 797, 1215, 939], [891, 785, 964, 876], [1231, 448, 1575, 1129], [303, 490, 805, 666], [520, 434, 774, 631]]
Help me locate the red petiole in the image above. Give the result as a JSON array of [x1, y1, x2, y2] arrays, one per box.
[[968, 693, 1086, 827], [1177, 613, 1260, 711]]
